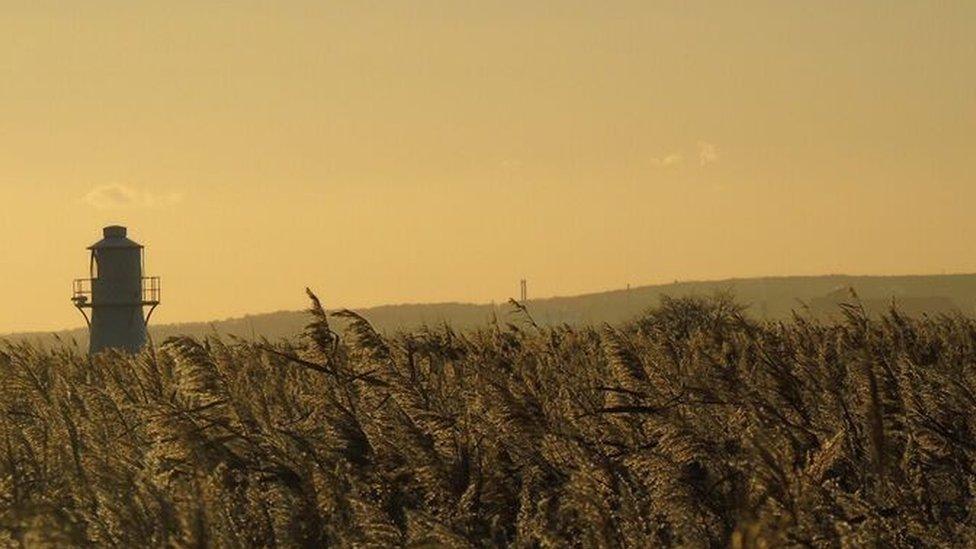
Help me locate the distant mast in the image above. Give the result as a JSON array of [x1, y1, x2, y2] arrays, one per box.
[[72, 226, 160, 354]]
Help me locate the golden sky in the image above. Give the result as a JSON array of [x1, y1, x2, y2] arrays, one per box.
[[1, 1, 974, 333]]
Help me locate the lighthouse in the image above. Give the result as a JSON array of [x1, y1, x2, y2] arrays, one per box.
[[72, 226, 160, 354]]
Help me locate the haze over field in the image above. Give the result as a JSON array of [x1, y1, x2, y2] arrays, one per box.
[[8, 274, 976, 350], [1, 1, 973, 333]]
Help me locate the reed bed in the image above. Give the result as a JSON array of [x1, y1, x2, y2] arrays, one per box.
[[1, 291, 975, 547]]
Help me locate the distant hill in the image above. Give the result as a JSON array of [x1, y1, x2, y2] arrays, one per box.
[[808, 287, 962, 320], [6, 273, 976, 350]]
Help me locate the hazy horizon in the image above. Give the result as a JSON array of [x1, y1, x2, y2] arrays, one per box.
[[9, 270, 976, 336], [2, 1, 973, 333]]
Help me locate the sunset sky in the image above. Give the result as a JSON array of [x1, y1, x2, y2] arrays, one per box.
[[1, 1, 973, 333]]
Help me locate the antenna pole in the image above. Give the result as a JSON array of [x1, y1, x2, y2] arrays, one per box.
[[520, 279, 527, 303]]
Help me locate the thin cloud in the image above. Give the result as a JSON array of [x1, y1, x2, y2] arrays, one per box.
[[84, 184, 184, 210], [698, 141, 719, 166], [650, 153, 684, 168]]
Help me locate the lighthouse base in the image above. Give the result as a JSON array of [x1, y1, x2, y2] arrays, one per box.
[[90, 307, 147, 354]]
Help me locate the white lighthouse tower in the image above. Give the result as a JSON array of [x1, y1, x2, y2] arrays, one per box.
[[72, 226, 160, 353]]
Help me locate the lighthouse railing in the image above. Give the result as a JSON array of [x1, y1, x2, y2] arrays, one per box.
[[142, 276, 161, 304], [72, 277, 161, 307]]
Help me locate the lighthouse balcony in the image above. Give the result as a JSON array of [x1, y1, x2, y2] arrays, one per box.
[[72, 276, 161, 307]]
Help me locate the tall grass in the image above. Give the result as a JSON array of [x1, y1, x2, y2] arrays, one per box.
[[1, 291, 975, 547]]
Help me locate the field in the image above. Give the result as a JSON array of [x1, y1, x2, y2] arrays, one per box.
[[1, 291, 975, 547]]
